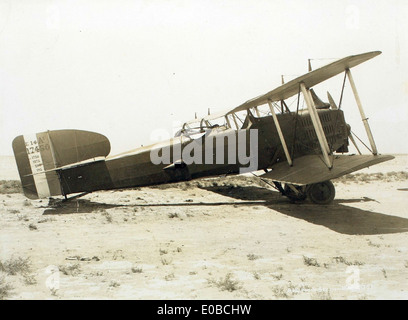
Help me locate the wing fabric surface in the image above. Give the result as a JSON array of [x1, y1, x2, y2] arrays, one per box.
[[227, 51, 381, 115], [261, 154, 394, 185]]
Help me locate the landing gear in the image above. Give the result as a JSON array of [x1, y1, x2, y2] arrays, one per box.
[[277, 180, 336, 204], [283, 184, 307, 202], [306, 180, 335, 205]]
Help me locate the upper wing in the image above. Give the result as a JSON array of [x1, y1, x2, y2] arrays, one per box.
[[261, 154, 394, 185], [227, 51, 381, 115], [180, 51, 381, 127]]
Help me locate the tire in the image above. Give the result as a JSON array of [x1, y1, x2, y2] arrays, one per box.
[[306, 180, 335, 204]]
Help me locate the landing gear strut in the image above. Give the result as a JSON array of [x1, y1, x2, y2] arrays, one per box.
[[283, 184, 307, 202], [277, 180, 336, 204]]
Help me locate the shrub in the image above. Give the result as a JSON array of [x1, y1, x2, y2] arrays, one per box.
[[303, 256, 320, 267], [0, 257, 31, 275], [59, 263, 81, 276], [0, 276, 13, 300], [209, 273, 242, 292]]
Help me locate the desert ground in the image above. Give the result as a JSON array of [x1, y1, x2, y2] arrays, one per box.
[[1, 155, 408, 300]]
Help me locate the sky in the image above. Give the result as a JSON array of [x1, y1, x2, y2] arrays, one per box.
[[0, 0, 407, 156]]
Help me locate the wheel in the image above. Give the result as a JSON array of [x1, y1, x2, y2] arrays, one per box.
[[306, 180, 335, 204], [283, 184, 307, 202]]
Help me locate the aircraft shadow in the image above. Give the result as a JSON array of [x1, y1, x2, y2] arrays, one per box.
[[42, 198, 265, 215], [42, 199, 123, 215], [201, 185, 408, 235], [42, 186, 408, 236]]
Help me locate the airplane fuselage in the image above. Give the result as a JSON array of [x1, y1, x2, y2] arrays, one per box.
[[56, 108, 349, 196]]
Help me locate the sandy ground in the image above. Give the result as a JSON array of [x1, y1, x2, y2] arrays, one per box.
[[1, 156, 408, 300]]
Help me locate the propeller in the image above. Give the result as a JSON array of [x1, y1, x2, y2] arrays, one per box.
[[327, 92, 338, 110], [310, 89, 330, 109]]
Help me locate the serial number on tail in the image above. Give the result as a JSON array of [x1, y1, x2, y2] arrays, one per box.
[[26, 143, 50, 155]]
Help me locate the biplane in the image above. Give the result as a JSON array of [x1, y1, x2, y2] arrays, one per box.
[[12, 51, 394, 204]]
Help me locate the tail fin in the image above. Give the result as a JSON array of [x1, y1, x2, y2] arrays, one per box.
[[12, 130, 110, 199]]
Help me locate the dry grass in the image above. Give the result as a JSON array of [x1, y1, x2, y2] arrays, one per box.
[[58, 263, 81, 276], [100, 210, 113, 223], [0, 257, 33, 299], [271, 273, 283, 280], [0, 276, 13, 300], [131, 266, 143, 273], [164, 273, 175, 281], [23, 274, 37, 285], [28, 223, 38, 231], [109, 280, 121, 288], [303, 255, 320, 267], [161, 257, 172, 265], [0, 257, 32, 275], [271, 282, 312, 299], [208, 273, 242, 292], [335, 171, 408, 183], [332, 256, 364, 266], [311, 289, 332, 300], [252, 272, 261, 280], [0, 180, 22, 194], [271, 285, 291, 299], [247, 253, 261, 261]]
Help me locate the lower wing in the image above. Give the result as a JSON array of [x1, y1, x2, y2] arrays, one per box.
[[261, 154, 394, 185]]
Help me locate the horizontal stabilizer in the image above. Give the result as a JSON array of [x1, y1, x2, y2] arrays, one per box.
[[261, 154, 394, 185], [12, 129, 110, 199]]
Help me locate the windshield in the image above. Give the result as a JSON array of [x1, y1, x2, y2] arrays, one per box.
[[175, 117, 229, 138]]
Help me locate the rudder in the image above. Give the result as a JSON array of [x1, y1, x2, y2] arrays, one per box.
[[12, 130, 111, 199]]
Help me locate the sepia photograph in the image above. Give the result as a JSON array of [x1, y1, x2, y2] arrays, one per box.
[[0, 0, 407, 304]]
